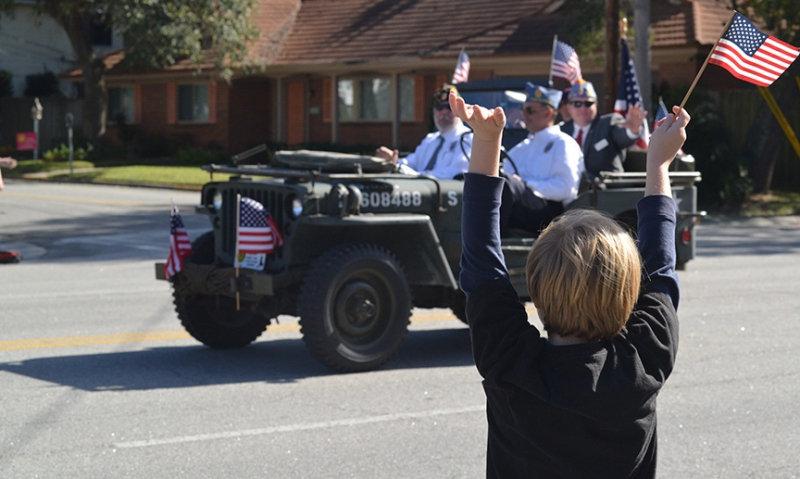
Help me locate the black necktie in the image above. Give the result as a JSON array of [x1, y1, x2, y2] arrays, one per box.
[[424, 136, 445, 172]]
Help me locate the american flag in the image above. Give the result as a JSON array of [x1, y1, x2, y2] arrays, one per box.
[[708, 12, 799, 87], [550, 40, 582, 85], [653, 99, 684, 155], [654, 99, 669, 126], [452, 50, 470, 84], [236, 196, 283, 262], [164, 204, 193, 280], [614, 38, 649, 150]]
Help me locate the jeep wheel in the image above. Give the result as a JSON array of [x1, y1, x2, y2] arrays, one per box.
[[298, 244, 411, 373], [172, 231, 270, 348]]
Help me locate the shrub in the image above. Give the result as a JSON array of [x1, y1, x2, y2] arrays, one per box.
[[43, 144, 91, 162], [659, 85, 752, 209], [0, 70, 12, 98], [175, 146, 228, 166]]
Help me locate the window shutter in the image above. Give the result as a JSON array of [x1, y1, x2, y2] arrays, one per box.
[[323, 77, 332, 123], [208, 81, 217, 124], [414, 76, 424, 122], [166, 83, 176, 124], [134, 85, 142, 124], [435, 74, 449, 88]]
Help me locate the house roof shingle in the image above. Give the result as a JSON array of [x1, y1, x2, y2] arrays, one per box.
[[64, 0, 737, 80]]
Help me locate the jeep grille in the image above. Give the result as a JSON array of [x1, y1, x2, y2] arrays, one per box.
[[220, 187, 287, 262]]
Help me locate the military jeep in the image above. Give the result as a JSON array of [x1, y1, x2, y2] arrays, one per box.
[[155, 146, 701, 373]]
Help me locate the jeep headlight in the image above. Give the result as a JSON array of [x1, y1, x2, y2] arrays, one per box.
[[213, 191, 223, 211], [287, 194, 303, 218]]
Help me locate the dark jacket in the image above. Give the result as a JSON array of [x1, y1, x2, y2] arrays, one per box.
[[561, 114, 637, 179], [460, 173, 680, 479]]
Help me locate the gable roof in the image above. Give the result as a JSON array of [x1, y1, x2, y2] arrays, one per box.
[[63, 0, 737, 80], [274, 0, 552, 64], [273, 0, 734, 66]]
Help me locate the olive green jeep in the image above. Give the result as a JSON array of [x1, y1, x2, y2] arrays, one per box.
[[155, 145, 701, 373]]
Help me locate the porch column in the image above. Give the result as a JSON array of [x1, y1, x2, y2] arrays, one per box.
[[275, 77, 286, 143], [331, 75, 339, 144], [392, 72, 401, 149]]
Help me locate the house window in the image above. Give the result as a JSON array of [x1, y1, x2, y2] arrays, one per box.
[[108, 86, 135, 124], [178, 84, 209, 122], [337, 76, 415, 122]]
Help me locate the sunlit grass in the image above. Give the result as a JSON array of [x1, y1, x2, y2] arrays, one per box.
[[740, 191, 800, 217], [51, 166, 231, 187]]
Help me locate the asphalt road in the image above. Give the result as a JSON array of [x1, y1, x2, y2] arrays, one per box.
[[1, 179, 799, 478]]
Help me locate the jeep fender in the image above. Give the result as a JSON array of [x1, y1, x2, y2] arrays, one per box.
[[289, 214, 458, 289]]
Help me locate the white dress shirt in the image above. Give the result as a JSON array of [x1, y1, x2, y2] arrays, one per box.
[[506, 125, 584, 204], [399, 123, 472, 179]]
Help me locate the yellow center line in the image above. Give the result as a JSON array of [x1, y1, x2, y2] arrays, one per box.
[[0, 307, 537, 351]]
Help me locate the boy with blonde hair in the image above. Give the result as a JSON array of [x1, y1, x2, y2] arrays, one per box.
[[452, 89, 687, 478]]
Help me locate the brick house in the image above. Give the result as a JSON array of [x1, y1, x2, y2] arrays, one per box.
[[65, 0, 738, 154]]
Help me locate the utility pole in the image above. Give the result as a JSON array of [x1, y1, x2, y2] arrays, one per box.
[[604, 0, 620, 113]]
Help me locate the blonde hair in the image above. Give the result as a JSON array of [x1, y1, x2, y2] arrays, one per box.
[[526, 209, 641, 341]]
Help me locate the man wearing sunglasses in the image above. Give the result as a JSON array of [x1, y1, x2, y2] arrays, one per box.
[[375, 84, 472, 179], [560, 81, 646, 179], [500, 83, 584, 234]]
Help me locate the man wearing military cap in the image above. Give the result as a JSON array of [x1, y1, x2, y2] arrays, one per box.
[[376, 84, 472, 179], [559, 80, 646, 179], [500, 83, 584, 234]]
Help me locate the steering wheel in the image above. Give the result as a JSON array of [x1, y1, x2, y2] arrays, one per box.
[[459, 131, 471, 160], [461, 131, 520, 177], [500, 147, 520, 177]]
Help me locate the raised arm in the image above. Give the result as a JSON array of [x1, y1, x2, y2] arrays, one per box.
[[645, 107, 690, 197], [450, 91, 509, 294], [636, 106, 690, 308]]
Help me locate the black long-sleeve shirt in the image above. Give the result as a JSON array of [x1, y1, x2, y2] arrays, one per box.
[[460, 173, 679, 479]]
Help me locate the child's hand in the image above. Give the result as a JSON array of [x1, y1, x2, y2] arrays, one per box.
[[449, 91, 505, 176], [449, 90, 505, 142], [647, 106, 690, 169]]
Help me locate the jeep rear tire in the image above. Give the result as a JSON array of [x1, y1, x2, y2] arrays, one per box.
[[298, 243, 411, 373], [172, 231, 270, 348]]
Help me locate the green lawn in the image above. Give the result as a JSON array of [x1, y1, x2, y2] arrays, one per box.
[[51, 165, 231, 187]]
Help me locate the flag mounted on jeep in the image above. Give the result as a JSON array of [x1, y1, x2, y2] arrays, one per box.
[[235, 196, 283, 271], [164, 204, 193, 279]]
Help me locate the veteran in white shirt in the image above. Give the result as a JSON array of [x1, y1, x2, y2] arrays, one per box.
[[376, 84, 471, 180], [500, 83, 584, 234]]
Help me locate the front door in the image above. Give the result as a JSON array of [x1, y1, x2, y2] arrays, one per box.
[[286, 82, 305, 145]]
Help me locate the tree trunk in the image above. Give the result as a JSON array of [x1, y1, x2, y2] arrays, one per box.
[[633, 0, 651, 116], [742, 61, 800, 193], [51, 7, 107, 142], [604, 0, 620, 113]]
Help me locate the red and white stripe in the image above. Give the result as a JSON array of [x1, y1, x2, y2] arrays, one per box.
[[710, 36, 800, 87]]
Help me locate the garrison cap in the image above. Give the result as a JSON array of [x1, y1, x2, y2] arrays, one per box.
[[568, 81, 597, 101], [524, 83, 562, 109], [433, 84, 459, 106]]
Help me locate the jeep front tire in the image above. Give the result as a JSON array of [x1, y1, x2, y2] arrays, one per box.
[[298, 243, 411, 373]]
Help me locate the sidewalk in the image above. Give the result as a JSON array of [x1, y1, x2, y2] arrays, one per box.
[[20, 167, 105, 179]]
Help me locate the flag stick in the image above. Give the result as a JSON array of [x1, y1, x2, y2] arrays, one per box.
[[234, 193, 241, 311], [549, 35, 558, 87], [679, 10, 737, 111]]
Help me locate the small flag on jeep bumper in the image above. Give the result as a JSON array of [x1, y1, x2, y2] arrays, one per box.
[[164, 204, 193, 280], [235, 196, 283, 271]]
